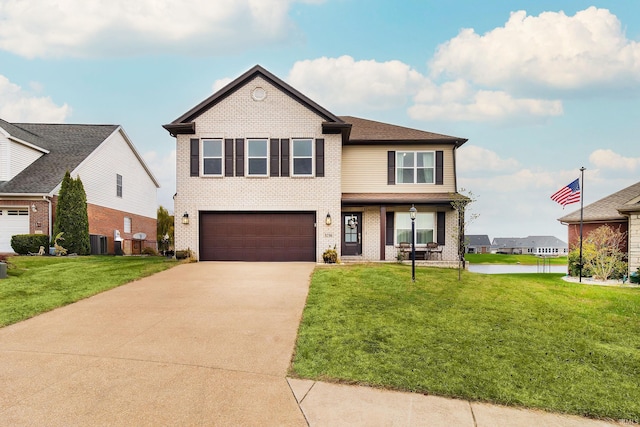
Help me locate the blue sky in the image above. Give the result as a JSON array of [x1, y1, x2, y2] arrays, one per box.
[[1, 0, 639, 241]]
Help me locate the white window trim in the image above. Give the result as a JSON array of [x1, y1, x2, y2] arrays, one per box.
[[396, 151, 435, 185], [291, 138, 314, 177], [246, 138, 269, 177], [201, 138, 224, 177], [116, 174, 123, 198]]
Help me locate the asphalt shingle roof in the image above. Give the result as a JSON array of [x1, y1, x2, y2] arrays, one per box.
[[0, 119, 119, 194], [557, 181, 640, 223], [338, 116, 467, 146]]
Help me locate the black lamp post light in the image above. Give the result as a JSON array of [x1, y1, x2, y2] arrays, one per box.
[[410, 204, 417, 282]]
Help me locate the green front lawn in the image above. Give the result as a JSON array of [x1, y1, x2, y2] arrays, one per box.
[[0, 256, 179, 327], [465, 253, 568, 265], [292, 264, 640, 422]]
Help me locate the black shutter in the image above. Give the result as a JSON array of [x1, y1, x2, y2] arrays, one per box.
[[270, 139, 280, 177], [386, 212, 394, 245], [437, 211, 446, 245], [281, 139, 290, 177], [387, 151, 395, 185], [235, 138, 244, 177], [190, 138, 199, 177], [316, 138, 325, 177], [436, 151, 444, 185], [225, 139, 234, 177]]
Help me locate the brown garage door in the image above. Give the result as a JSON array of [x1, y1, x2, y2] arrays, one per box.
[[199, 212, 316, 261]]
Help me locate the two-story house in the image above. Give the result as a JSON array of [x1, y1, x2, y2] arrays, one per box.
[[163, 65, 467, 262], [0, 119, 159, 254]]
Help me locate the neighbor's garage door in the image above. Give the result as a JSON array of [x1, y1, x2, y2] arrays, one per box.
[[0, 208, 30, 252], [200, 212, 316, 261]]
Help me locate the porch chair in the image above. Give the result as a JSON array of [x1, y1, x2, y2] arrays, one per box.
[[426, 242, 443, 260]]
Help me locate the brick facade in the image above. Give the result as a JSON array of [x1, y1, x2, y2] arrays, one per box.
[[1, 197, 156, 255], [567, 221, 628, 253]]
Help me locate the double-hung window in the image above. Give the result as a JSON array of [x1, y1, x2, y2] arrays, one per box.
[[247, 139, 268, 176], [395, 212, 434, 246], [116, 174, 123, 197], [396, 151, 435, 184], [202, 139, 223, 176], [292, 139, 313, 176]]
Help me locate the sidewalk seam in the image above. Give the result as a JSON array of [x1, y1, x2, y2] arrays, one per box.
[[469, 402, 478, 427]]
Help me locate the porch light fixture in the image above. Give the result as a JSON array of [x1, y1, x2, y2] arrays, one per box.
[[182, 212, 189, 225], [31, 204, 37, 212], [409, 204, 417, 282], [325, 213, 332, 226]]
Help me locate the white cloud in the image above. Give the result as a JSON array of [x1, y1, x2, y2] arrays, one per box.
[[0, 75, 71, 122], [457, 145, 520, 173], [589, 149, 640, 171], [430, 7, 640, 91], [288, 56, 427, 111], [0, 0, 321, 58], [285, 56, 561, 122], [143, 149, 176, 212], [409, 87, 563, 122], [212, 78, 234, 93]]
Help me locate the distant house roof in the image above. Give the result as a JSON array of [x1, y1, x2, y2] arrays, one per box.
[[0, 119, 158, 194], [467, 235, 491, 247], [492, 236, 567, 249], [558, 181, 640, 224], [338, 116, 467, 147]]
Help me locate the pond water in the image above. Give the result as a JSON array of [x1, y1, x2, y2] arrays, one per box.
[[468, 264, 568, 274]]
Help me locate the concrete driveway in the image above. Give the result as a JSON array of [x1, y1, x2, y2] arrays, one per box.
[[0, 262, 314, 426]]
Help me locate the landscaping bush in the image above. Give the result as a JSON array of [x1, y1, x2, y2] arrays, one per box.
[[141, 247, 158, 256], [10, 234, 50, 255], [322, 247, 338, 264]]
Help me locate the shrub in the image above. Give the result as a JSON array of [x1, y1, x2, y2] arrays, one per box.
[[175, 249, 193, 260], [10, 234, 50, 255], [52, 171, 90, 255], [322, 247, 338, 264], [141, 247, 158, 256]]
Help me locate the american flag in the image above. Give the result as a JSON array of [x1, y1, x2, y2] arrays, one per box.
[[551, 178, 581, 207]]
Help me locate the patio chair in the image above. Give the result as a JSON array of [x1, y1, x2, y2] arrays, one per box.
[[426, 242, 443, 260]]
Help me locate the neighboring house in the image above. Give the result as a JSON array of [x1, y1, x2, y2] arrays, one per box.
[[466, 235, 491, 253], [0, 119, 159, 254], [163, 65, 468, 262], [558, 181, 640, 275], [491, 236, 568, 256]]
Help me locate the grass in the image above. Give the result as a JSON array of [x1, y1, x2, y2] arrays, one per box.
[[292, 264, 640, 423], [465, 253, 568, 265], [0, 255, 179, 327]]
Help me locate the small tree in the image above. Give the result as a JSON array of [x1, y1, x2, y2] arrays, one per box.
[[582, 225, 627, 281], [157, 206, 174, 254], [53, 171, 90, 255], [450, 188, 479, 281]]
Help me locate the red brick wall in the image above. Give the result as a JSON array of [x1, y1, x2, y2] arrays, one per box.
[[3, 197, 157, 255], [567, 221, 628, 253], [86, 203, 157, 254]]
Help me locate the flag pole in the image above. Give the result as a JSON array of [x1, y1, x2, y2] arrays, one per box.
[[578, 167, 585, 283]]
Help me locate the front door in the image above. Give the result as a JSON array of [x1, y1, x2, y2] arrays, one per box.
[[341, 213, 362, 256]]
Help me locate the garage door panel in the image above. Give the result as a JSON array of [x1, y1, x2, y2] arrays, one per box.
[[199, 212, 316, 261]]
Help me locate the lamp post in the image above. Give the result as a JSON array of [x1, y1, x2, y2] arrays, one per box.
[[409, 204, 417, 282]]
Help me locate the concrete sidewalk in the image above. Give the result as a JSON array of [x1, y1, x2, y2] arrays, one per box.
[[0, 261, 631, 426], [289, 379, 626, 426]]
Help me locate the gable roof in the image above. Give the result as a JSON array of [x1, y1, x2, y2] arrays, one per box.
[[558, 181, 640, 223], [467, 235, 491, 246], [163, 64, 346, 136], [0, 120, 157, 194], [339, 116, 467, 147]]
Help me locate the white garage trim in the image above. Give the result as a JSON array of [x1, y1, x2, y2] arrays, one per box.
[[0, 207, 29, 252]]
